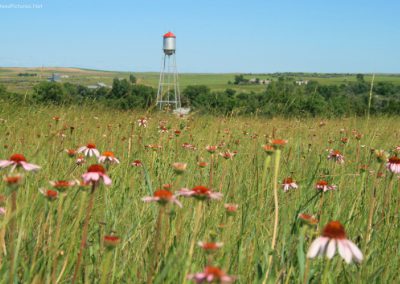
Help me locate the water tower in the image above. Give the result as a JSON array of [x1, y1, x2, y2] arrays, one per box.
[[156, 31, 181, 110]]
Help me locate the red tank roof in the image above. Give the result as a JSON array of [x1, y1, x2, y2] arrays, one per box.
[[163, 32, 176, 38]]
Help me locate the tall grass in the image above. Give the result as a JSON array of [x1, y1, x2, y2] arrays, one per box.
[[0, 103, 399, 283]]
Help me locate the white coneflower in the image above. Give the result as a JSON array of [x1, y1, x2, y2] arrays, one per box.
[[77, 143, 100, 158], [307, 221, 363, 264], [282, 177, 298, 192]]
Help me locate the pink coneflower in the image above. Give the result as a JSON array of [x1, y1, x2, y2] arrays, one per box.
[[82, 164, 112, 186], [178, 186, 223, 201], [316, 180, 337, 192], [3, 174, 23, 189], [197, 161, 208, 168], [131, 160, 143, 167], [271, 139, 288, 149], [188, 266, 235, 283], [394, 146, 400, 153], [158, 125, 168, 133], [98, 151, 120, 164], [387, 156, 400, 174], [174, 130, 181, 136], [49, 180, 76, 192], [282, 177, 298, 192], [198, 241, 223, 252], [262, 145, 275, 155], [172, 162, 187, 174], [206, 145, 218, 153], [219, 150, 236, 160], [77, 143, 100, 158], [182, 143, 196, 150], [0, 207, 5, 215], [0, 154, 40, 172], [76, 155, 86, 166], [298, 213, 318, 225], [39, 188, 59, 201], [307, 221, 363, 264], [224, 203, 239, 216], [104, 235, 121, 249], [327, 150, 345, 164], [137, 117, 148, 128], [142, 189, 182, 207], [65, 149, 77, 158]]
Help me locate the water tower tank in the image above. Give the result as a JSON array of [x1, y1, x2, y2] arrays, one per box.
[[163, 31, 176, 55]]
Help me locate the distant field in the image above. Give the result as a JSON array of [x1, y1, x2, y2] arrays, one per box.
[[1, 67, 400, 94]]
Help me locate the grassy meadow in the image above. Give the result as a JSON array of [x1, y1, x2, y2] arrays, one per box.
[[0, 103, 399, 283]]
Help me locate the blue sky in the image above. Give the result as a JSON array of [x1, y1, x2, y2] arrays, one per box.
[[0, 0, 399, 73]]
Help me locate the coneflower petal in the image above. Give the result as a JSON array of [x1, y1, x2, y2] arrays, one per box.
[[346, 240, 363, 263], [307, 237, 327, 258], [326, 239, 337, 259], [0, 160, 13, 168], [338, 239, 352, 263]]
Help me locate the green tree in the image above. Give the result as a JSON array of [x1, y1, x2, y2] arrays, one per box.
[[129, 74, 137, 84]]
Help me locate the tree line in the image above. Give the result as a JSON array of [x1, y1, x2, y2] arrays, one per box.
[[1, 75, 400, 116]]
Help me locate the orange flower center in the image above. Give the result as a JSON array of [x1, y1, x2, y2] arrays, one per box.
[[53, 180, 72, 188], [388, 156, 400, 164], [104, 235, 120, 242], [154, 189, 173, 200], [283, 177, 294, 184], [102, 151, 115, 157], [87, 164, 106, 174], [322, 221, 346, 239], [204, 266, 225, 278], [46, 190, 58, 198], [271, 139, 287, 146], [87, 143, 96, 149], [4, 176, 21, 184], [316, 180, 328, 186], [201, 243, 220, 250], [192, 186, 210, 195], [331, 150, 341, 156], [10, 153, 27, 163]]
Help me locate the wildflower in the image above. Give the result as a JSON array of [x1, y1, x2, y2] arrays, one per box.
[[104, 235, 121, 249], [224, 203, 239, 216], [52, 116, 60, 122], [0, 154, 40, 172], [137, 117, 148, 128], [162, 184, 173, 190], [182, 143, 196, 150], [3, 174, 23, 189], [262, 145, 275, 155], [198, 241, 223, 252], [0, 207, 5, 215], [159, 125, 168, 133], [307, 221, 363, 264], [316, 180, 337, 192], [387, 156, 400, 174], [172, 162, 187, 174], [341, 137, 349, 144], [131, 160, 143, 167], [178, 186, 223, 201], [327, 150, 345, 164], [298, 213, 318, 225], [98, 151, 120, 164], [188, 266, 235, 283], [76, 155, 86, 166], [271, 139, 287, 149], [198, 161, 208, 168], [49, 180, 76, 192], [65, 149, 77, 157], [82, 164, 112, 186], [174, 130, 181, 136], [205, 145, 218, 154], [142, 189, 182, 207], [282, 177, 298, 192], [77, 143, 100, 158], [219, 150, 236, 160], [39, 188, 59, 201]]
